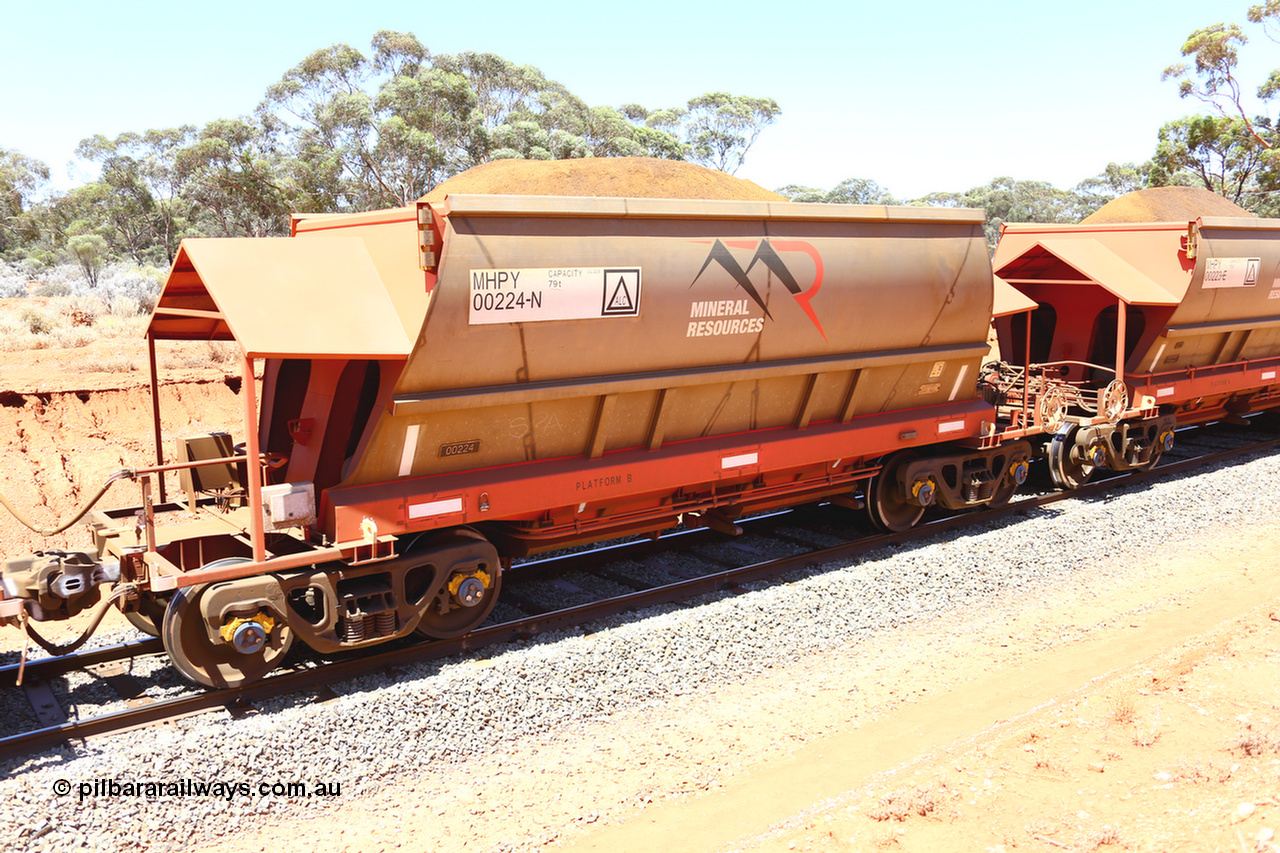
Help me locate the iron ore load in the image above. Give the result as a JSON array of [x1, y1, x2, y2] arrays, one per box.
[[1, 163, 1276, 689]]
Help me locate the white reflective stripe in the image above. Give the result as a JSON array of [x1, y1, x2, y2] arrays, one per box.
[[408, 497, 463, 519], [578, 502, 586, 513], [1263, 370, 1277, 381], [1148, 343, 1167, 373], [937, 419, 966, 434], [721, 452, 758, 469], [1156, 386, 1176, 398], [948, 364, 969, 402], [399, 424, 420, 478]]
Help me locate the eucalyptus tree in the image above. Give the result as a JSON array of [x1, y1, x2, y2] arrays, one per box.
[[74, 127, 201, 264], [261, 31, 482, 209], [1149, 114, 1280, 213], [681, 93, 780, 175], [0, 148, 50, 257], [173, 116, 305, 237], [916, 178, 1095, 250], [774, 178, 897, 205], [1163, 3, 1280, 150]]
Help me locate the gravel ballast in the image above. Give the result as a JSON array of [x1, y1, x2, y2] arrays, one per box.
[[2, 449, 1279, 851]]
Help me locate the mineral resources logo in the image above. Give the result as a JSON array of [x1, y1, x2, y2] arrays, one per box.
[[688, 239, 826, 340]]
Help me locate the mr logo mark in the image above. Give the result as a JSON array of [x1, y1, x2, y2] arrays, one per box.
[[689, 239, 826, 340]]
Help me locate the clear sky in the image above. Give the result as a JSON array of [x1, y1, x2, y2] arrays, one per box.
[[0, 0, 1265, 199]]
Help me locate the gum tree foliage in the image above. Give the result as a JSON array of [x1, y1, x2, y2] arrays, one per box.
[[1160, 4, 1280, 213], [1074, 161, 1155, 203], [914, 178, 1101, 250], [0, 148, 50, 256], [258, 36, 702, 207], [775, 178, 898, 205], [781, 165, 1161, 252], [73, 129, 199, 265], [917, 166, 1155, 251], [1162, 3, 1280, 149], [173, 116, 309, 238], [679, 93, 780, 175], [1, 33, 781, 265], [67, 233, 108, 287], [1149, 115, 1279, 211], [411, 51, 687, 161], [260, 33, 480, 209]]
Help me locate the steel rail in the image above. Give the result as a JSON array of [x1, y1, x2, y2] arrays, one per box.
[[3, 425, 1278, 761], [0, 639, 164, 688]]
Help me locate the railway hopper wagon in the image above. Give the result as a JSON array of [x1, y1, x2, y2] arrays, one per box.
[[988, 216, 1280, 487], [0, 195, 1033, 688]]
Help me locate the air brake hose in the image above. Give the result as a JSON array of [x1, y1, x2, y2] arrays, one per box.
[[14, 585, 137, 686], [0, 468, 136, 536], [19, 585, 134, 658]]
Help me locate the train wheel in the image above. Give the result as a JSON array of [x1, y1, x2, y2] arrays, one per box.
[[161, 559, 293, 689], [124, 594, 170, 637], [1131, 448, 1162, 473], [988, 458, 1030, 509], [413, 530, 503, 640], [867, 451, 926, 533], [1047, 424, 1095, 490]]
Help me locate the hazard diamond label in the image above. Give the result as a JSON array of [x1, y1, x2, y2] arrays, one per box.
[[469, 266, 642, 324], [601, 269, 641, 316]]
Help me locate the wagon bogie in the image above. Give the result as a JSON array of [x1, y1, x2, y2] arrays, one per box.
[[868, 441, 1033, 531]]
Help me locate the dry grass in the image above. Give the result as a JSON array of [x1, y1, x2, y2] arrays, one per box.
[[160, 341, 239, 370], [1231, 724, 1280, 757], [871, 831, 902, 849], [1107, 694, 1137, 725], [1128, 704, 1162, 747], [69, 354, 140, 373], [1086, 826, 1123, 849], [0, 298, 133, 354], [0, 262, 161, 366], [95, 314, 149, 338], [868, 783, 947, 822], [1170, 758, 1233, 783], [0, 297, 239, 373]]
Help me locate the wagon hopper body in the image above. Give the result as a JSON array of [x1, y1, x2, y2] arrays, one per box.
[[990, 216, 1280, 486], [320, 195, 1024, 550], [0, 193, 1034, 687]]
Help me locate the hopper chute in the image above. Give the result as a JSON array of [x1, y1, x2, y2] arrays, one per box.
[[148, 236, 414, 358]]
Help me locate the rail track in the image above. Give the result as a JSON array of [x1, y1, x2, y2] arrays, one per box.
[[3, 416, 1278, 761]]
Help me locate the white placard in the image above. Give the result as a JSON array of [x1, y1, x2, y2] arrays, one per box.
[[1203, 257, 1261, 289], [408, 497, 464, 519], [721, 452, 759, 469], [469, 267, 641, 324]]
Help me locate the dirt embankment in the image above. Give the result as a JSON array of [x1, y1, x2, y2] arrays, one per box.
[[0, 376, 249, 559]]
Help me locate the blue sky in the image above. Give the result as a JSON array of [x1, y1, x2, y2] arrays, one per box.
[[0, 0, 1267, 199]]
